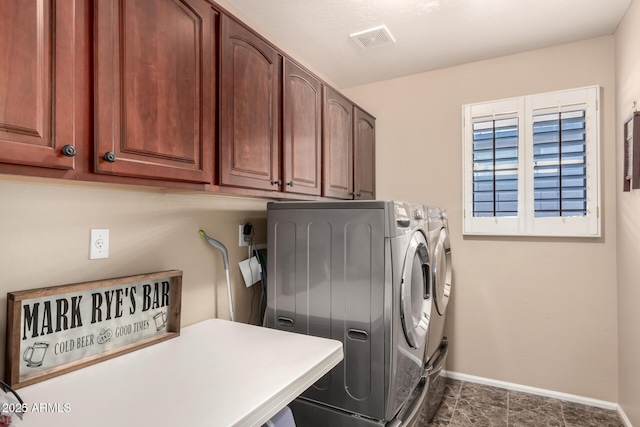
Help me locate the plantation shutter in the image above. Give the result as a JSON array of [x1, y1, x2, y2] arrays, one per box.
[[532, 109, 587, 217], [463, 86, 599, 237], [472, 115, 519, 217]]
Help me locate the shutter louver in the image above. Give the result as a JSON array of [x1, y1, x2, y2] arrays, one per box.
[[532, 110, 587, 217], [472, 117, 518, 217]]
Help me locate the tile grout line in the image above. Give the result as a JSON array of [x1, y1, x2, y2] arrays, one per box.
[[447, 380, 464, 426], [437, 378, 624, 427], [506, 390, 510, 427]]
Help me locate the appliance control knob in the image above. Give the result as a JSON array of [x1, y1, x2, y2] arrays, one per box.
[[414, 209, 425, 221], [440, 211, 448, 221]]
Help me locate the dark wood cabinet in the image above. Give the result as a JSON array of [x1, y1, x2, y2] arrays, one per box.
[[323, 88, 376, 200], [354, 107, 376, 200], [323, 87, 354, 199], [94, 0, 215, 183], [0, 1, 77, 170], [219, 15, 281, 191], [283, 59, 322, 196], [0, 2, 375, 201]]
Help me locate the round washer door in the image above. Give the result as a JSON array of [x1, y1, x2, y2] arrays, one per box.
[[400, 231, 431, 349], [433, 228, 452, 316]]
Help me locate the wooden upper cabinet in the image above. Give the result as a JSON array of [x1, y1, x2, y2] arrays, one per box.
[[354, 108, 376, 200], [219, 15, 281, 191], [0, 1, 77, 169], [323, 87, 353, 199], [94, 0, 215, 183], [283, 60, 322, 196]]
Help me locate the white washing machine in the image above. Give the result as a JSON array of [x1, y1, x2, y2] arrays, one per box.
[[265, 200, 432, 426], [422, 206, 453, 422]]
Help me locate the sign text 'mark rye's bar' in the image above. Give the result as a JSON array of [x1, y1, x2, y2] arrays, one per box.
[[21, 282, 171, 340], [5, 271, 182, 389]]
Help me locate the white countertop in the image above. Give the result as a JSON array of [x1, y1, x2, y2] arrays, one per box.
[[16, 319, 343, 427]]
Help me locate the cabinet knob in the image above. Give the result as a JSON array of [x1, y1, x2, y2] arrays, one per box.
[[103, 152, 116, 163], [350, 191, 362, 199], [271, 179, 282, 186], [286, 181, 294, 187], [61, 145, 76, 157]]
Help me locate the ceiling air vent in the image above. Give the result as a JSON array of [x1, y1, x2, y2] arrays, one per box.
[[349, 25, 395, 48]]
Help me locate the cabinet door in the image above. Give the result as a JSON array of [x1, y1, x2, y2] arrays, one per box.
[[354, 108, 376, 200], [283, 60, 322, 196], [323, 87, 353, 199], [94, 0, 215, 183], [0, 1, 77, 169], [220, 15, 281, 191]]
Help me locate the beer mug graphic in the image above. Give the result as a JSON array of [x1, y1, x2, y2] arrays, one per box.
[[153, 311, 167, 331], [23, 341, 50, 368]]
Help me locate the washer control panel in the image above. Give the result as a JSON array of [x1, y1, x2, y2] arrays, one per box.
[[392, 201, 428, 234]]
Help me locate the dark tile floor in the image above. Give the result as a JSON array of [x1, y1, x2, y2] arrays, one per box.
[[423, 379, 624, 427]]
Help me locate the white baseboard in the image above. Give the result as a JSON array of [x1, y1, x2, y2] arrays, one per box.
[[442, 370, 618, 411], [617, 404, 633, 427], [442, 371, 633, 426]]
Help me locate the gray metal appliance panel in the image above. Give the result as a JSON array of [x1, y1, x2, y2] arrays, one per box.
[[290, 398, 385, 427], [266, 206, 388, 419], [386, 230, 430, 420], [423, 339, 448, 423], [425, 206, 452, 364], [267, 200, 388, 211], [425, 306, 446, 366]]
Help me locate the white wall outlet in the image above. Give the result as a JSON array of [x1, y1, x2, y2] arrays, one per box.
[[238, 225, 249, 247], [90, 229, 110, 260]]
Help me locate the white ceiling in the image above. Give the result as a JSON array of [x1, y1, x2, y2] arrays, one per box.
[[225, 0, 632, 88]]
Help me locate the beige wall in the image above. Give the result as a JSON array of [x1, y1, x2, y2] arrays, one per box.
[[344, 37, 618, 401], [615, 0, 640, 423], [0, 175, 268, 376]]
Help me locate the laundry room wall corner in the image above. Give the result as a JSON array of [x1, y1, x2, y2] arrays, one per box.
[[344, 35, 618, 402]]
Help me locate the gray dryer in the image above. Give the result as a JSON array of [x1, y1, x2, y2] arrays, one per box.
[[265, 200, 432, 426], [421, 206, 453, 422]]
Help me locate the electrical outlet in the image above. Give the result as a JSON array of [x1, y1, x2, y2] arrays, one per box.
[[238, 225, 248, 247], [90, 229, 110, 260]]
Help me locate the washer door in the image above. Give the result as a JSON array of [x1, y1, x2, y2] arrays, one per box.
[[433, 228, 452, 316], [400, 231, 431, 349]]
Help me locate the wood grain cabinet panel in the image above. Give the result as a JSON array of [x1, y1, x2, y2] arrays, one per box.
[[323, 87, 354, 199], [219, 15, 281, 191], [0, 0, 77, 169], [94, 0, 215, 183], [354, 107, 376, 200], [283, 59, 322, 196]]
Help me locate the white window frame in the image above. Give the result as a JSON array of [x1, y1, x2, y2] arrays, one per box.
[[462, 86, 600, 237]]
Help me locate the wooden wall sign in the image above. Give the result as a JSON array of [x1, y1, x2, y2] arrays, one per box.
[[624, 111, 640, 191], [5, 270, 182, 389]]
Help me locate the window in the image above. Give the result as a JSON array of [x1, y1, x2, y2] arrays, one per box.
[[462, 86, 600, 237]]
